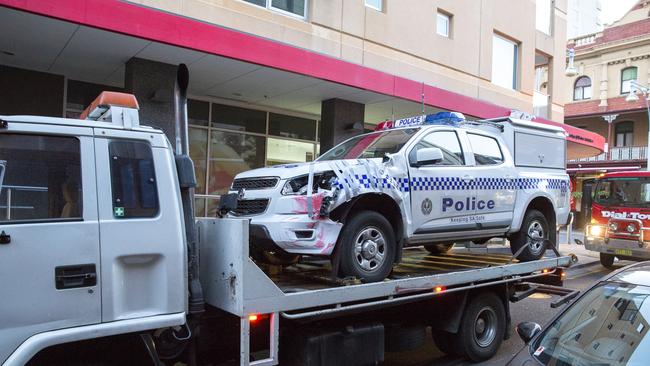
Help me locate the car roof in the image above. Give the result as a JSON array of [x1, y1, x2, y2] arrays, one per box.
[[607, 261, 650, 287]]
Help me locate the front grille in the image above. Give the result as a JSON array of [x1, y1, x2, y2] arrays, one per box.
[[234, 199, 269, 216], [232, 177, 279, 190]]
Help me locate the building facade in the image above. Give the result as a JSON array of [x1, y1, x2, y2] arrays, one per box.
[[567, 0, 602, 39], [0, 0, 602, 217], [564, 0, 650, 222]]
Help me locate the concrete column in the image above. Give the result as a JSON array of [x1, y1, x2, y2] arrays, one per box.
[[320, 98, 365, 152], [125, 57, 178, 148]]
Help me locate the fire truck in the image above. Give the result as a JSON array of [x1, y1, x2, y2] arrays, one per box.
[[583, 171, 650, 267], [0, 65, 576, 366]]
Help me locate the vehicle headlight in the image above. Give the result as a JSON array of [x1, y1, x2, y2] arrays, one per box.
[[627, 223, 637, 233], [588, 225, 604, 237], [281, 171, 337, 195]]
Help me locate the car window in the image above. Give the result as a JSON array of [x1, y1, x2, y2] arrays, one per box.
[[0, 134, 82, 223], [467, 133, 504, 165], [409, 130, 465, 166], [533, 281, 650, 366], [317, 129, 419, 161], [594, 178, 650, 208], [109, 140, 159, 218]]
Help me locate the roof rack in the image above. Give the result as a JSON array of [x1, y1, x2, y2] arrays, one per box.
[[461, 120, 505, 132]]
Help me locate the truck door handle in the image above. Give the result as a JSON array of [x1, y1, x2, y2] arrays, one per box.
[[462, 175, 474, 182], [0, 230, 10, 244], [505, 175, 514, 182], [55, 264, 97, 289]]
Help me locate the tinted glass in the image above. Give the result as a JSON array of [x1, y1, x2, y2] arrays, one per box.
[[109, 141, 159, 218], [533, 282, 650, 365], [211, 104, 266, 134], [208, 131, 266, 195], [268, 113, 316, 140], [271, 0, 306, 16], [189, 128, 208, 195], [318, 129, 419, 161], [467, 133, 504, 165], [0, 134, 82, 222], [594, 178, 650, 208], [244, 0, 266, 6], [188, 99, 209, 126], [409, 131, 464, 166]]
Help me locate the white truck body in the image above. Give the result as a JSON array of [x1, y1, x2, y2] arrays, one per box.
[[230, 116, 570, 270]]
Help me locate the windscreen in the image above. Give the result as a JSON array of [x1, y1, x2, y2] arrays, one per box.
[[317, 128, 419, 161], [532, 282, 650, 366], [593, 177, 650, 208]]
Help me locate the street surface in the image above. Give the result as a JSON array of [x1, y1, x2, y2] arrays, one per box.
[[382, 230, 637, 366]]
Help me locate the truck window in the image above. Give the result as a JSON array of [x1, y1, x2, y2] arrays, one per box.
[[594, 178, 650, 208], [467, 133, 504, 165], [0, 134, 82, 223], [409, 130, 465, 166], [109, 140, 159, 218]]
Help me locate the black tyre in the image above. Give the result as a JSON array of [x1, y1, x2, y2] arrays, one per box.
[[424, 243, 454, 255], [432, 331, 457, 355], [509, 209, 549, 261], [338, 211, 396, 283], [452, 292, 506, 362], [600, 253, 615, 268]]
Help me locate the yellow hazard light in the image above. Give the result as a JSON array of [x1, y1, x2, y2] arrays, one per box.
[[434, 286, 446, 293], [248, 314, 259, 322]]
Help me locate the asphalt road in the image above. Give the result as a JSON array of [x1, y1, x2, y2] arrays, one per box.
[[382, 253, 635, 366]]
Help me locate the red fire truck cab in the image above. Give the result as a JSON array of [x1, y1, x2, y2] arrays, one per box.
[[584, 171, 650, 267]]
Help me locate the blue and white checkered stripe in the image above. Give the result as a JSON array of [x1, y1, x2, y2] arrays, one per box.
[[334, 176, 568, 193]]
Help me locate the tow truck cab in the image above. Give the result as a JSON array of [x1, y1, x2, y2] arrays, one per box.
[[583, 171, 650, 266]]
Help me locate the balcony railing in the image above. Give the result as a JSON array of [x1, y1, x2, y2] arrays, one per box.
[[569, 145, 647, 163]]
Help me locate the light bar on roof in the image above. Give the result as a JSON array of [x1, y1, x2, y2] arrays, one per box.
[[80, 91, 140, 121], [375, 111, 466, 131]]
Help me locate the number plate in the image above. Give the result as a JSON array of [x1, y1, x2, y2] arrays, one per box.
[[615, 249, 633, 257]]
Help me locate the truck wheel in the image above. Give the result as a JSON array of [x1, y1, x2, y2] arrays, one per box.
[[423, 243, 454, 255], [452, 292, 506, 362], [338, 211, 395, 283], [600, 253, 615, 268], [509, 209, 549, 261]]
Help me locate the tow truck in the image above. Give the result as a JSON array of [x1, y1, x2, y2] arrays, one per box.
[[581, 171, 650, 267], [0, 65, 576, 366]]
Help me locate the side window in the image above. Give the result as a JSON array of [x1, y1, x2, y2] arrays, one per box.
[[0, 134, 82, 223], [467, 133, 504, 166], [409, 131, 465, 166], [109, 140, 159, 218]]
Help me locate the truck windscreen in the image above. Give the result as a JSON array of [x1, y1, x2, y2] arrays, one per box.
[[594, 177, 650, 208], [317, 128, 419, 161]]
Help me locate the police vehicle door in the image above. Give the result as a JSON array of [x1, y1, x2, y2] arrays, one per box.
[[407, 130, 476, 235], [465, 132, 516, 230]]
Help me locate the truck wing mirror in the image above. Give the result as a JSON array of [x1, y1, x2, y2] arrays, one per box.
[[0, 160, 6, 194], [516, 322, 542, 344], [413, 147, 443, 167]]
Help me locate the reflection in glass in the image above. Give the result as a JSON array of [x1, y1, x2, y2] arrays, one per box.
[[189, 128, 208, 195], [211, 104, 266, 134], [266, 138, 315, 165], [269, 113, 316, 140], [194, 197, 206, 218], [209, 131, 265, 195], [533, 282, 650, 365]]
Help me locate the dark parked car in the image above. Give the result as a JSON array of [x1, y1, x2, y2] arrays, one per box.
[[508, 262, 650, 365]]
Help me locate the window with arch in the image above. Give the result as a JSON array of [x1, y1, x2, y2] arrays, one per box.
[[615, 121, 634, 147], [573, 76, 592, 100], [621, 67, 638, 94]]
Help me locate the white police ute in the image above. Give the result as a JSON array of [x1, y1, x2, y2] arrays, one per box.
[[229, 112, 570, 282]]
